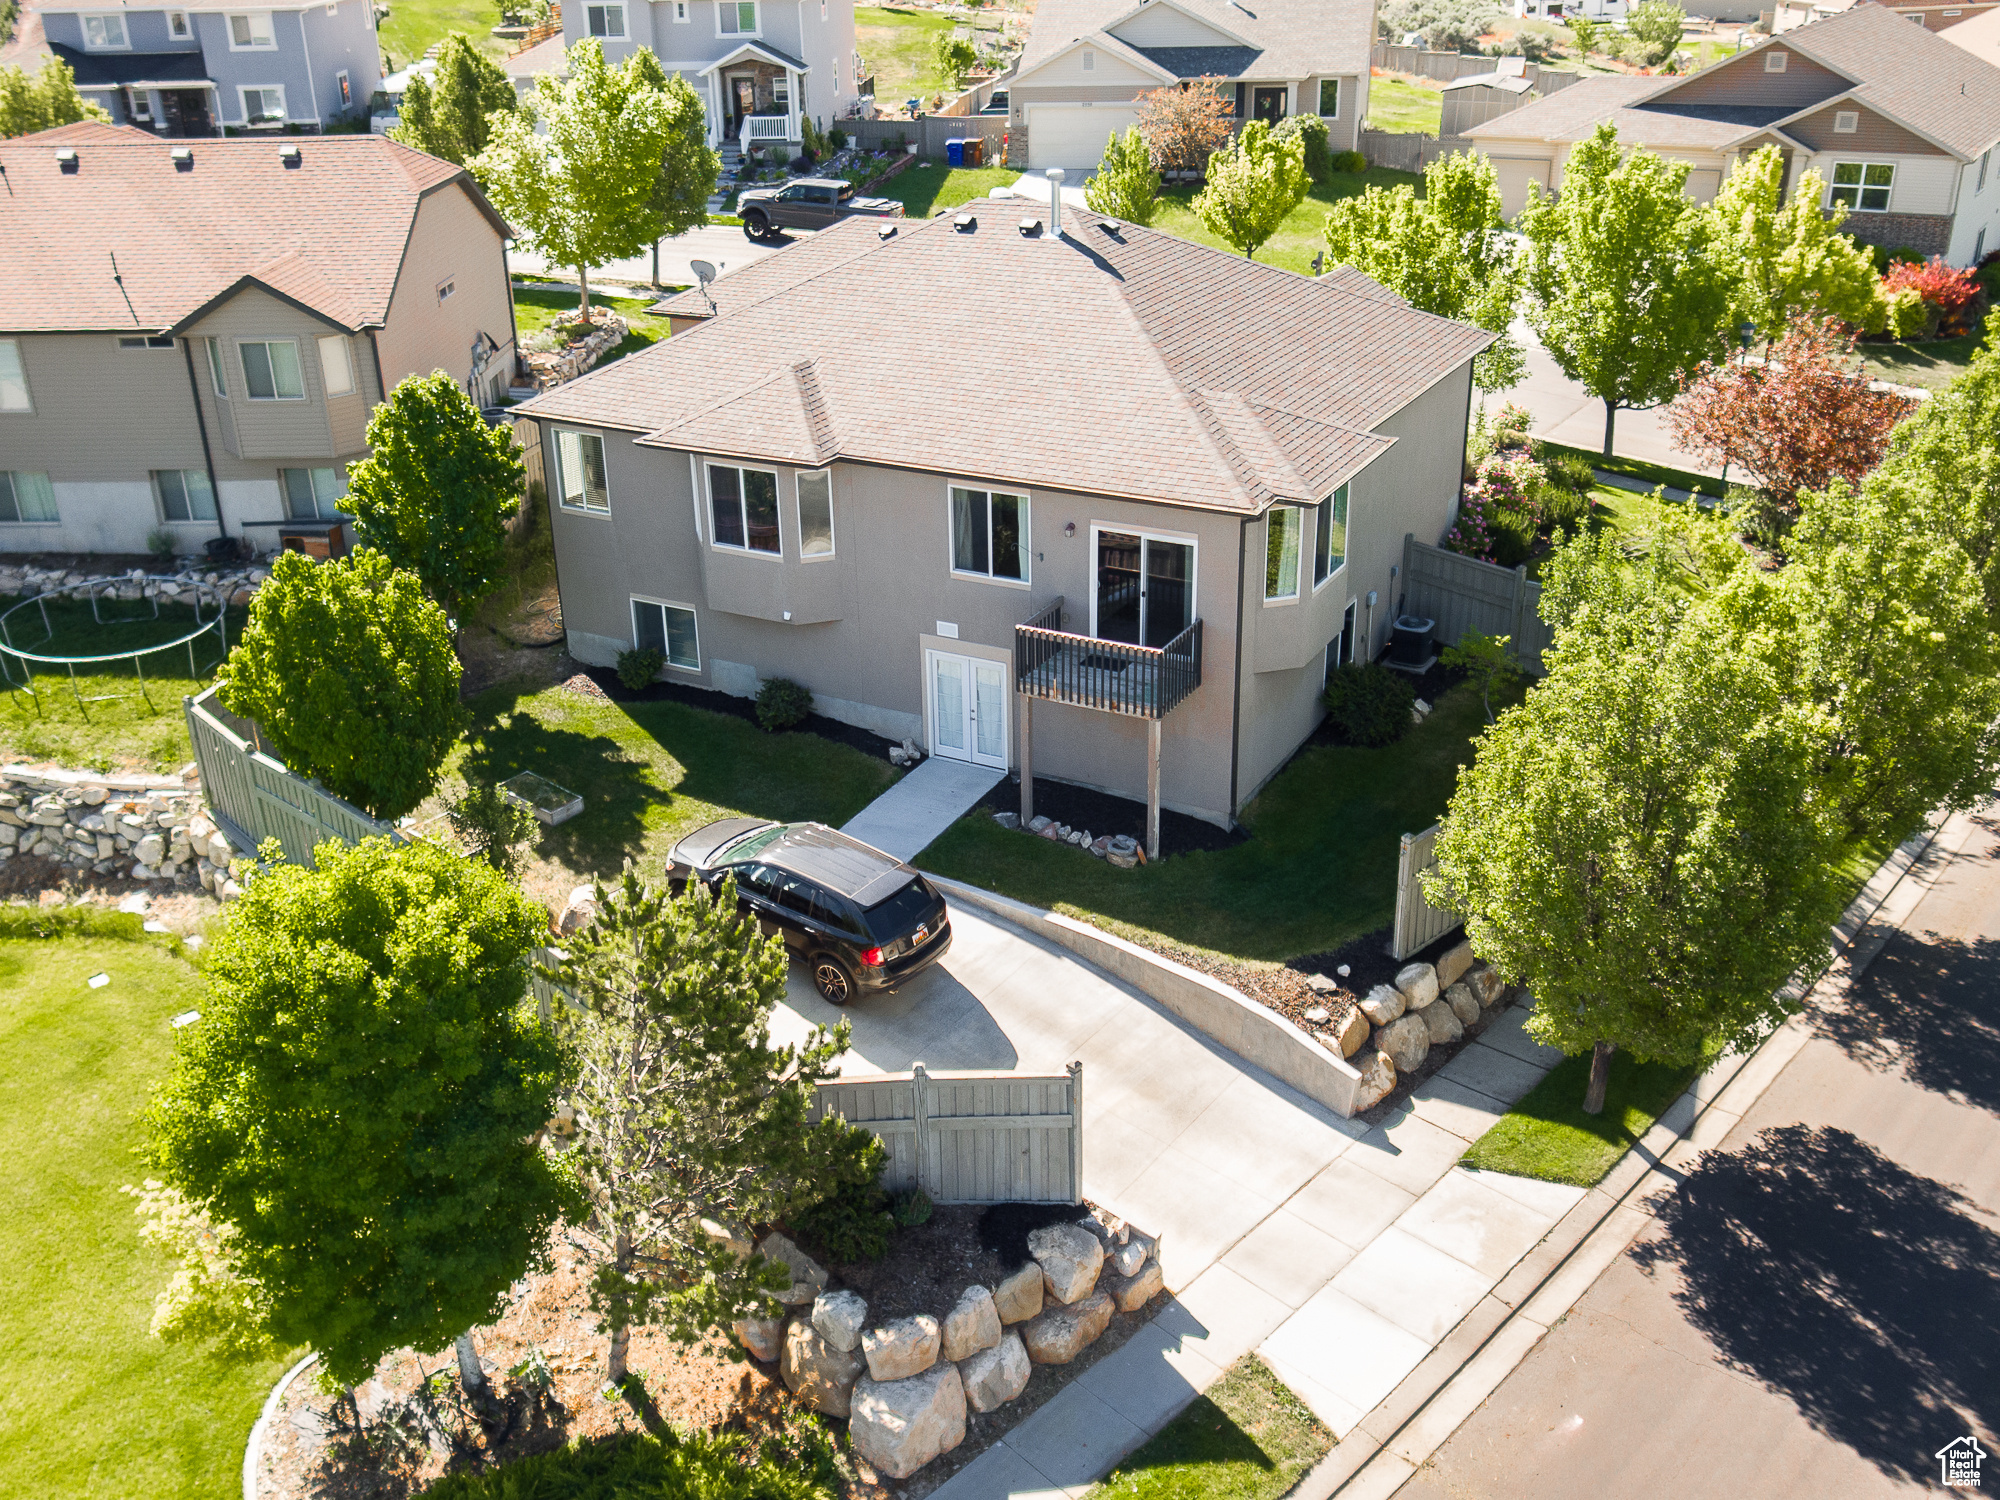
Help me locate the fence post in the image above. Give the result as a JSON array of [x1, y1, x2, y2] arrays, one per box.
[[1513, 564, 1531, 671], [912, 1059, 931, 1198], [1066, 1060, 1083, 1205]]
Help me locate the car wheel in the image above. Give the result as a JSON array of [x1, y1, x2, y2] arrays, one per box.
[[812, 955, 856, 1005], [742, 211, 770, 241]]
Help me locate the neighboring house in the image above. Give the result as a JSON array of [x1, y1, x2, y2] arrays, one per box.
[[9, 0, 381, 134], [557, 0, 858, 155], [1463, 1, 2000, 262], [0, 124, 516, 556], [1776, 0, 1995, 33], [517, 193, 1490, 832], [367, 56, 436, 133], [1943, 4, 2000, 63], [1005, 0, 1372, 170]]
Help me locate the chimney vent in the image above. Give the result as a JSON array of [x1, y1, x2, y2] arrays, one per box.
[[279, 143, 302, 168], [953, 211, 976, 231], [1047, 167, 1064, 237], [171, 146, 193, 171], [56, 147, 78, 174]]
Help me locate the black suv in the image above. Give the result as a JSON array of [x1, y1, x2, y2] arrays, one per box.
[[665, 818, 952, 1003]]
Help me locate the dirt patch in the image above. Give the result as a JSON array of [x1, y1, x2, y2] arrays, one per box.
[[0, 851, 215, 918], [457, 629, 569, 699]]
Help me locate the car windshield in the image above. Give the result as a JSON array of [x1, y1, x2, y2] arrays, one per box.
[[862, 878, 937, 939], [717, 825, 787, 866]]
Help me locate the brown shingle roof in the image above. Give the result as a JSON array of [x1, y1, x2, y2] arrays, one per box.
[[0, 128, 503, 334], [1018, 0, 1373, 83], [536, 205, 1486, 515]]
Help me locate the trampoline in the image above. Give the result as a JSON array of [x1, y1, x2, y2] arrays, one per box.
[[0, 574, 232, 721]]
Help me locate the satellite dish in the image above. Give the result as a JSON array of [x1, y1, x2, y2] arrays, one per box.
[[691, 259, 718, 285]]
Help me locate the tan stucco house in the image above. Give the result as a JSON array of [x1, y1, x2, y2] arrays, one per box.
[[0, 122, 516, 556], [519, 195, 1490, 834]]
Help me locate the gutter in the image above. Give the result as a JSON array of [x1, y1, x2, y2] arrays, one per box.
[[180, 337, 229, 544]]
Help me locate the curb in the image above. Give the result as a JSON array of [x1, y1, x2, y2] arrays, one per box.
[[243, 1351, 319, 1500], [1299, 808, 1971, 1500]]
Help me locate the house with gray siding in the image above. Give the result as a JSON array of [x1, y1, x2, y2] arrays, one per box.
[[520, 193, 1489, 840], [0, 123, 515, 557], [17, 0, 379, 133]]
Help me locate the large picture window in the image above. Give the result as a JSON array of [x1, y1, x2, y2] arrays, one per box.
[[709, 464, 780, 553], [155, 469, 218, 522], [797, 470, 834, 557], [0, 472, 57, 523], [950, 486, 1027, 582], [1829, 161, 1894, 212], [0, 339, 30, 412], [281, 466, 347, 519], [553, 429, 609, 512], [633, 598, 700, 671], [1313, 482, 1348, 587], [1265, 505, 1302, 601], [239, 339, 304, 399]]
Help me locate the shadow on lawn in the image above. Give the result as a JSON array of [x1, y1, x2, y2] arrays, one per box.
[[1631, 1124, 2000, 1485], [458, 705, 661, 874]]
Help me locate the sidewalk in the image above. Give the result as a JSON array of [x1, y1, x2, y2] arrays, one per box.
[[507, 224, 790, 292], [840, 757, 1002, 862]]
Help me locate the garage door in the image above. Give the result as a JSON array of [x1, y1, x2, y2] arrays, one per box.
[[1492, 156, 1552, 219], [1684, 169, 1722, 204], [1026, 104, 1141, 169]]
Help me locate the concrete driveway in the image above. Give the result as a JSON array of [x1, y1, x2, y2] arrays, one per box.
[[509, 223, 798, 292]]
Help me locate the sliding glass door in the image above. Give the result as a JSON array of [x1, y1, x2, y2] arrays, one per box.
[[1095, 530, 1194, 647]]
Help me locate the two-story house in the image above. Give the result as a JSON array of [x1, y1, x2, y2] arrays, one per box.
[[1463, 1, 2000, 264], [1005, 0, 1374, 170], [16, 0, 380, 134], [1776, 0, 1997, 35], [518, 191, 1489, 839], [0, 123, 515, 556], [556, 0, 857, 158]]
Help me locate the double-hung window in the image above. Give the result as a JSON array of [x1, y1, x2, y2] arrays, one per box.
[[155, 469, 218, 522], [1829, 161, 1894, 212], [1313, 482, 1348, 587], [0, 472, 59, 523], [718, 0, 758, 34], [950, 486, 1027, 582], [709, 464, 780, 553], [83, 12, 129, 47], [797, 470, 834, 557], [553, 429, 609, 512], [586, 2, 626, 36], [239, 339, 304, 399], [281, 467, 347, 519], [673, 0, 689, 19], [632, 598, 700, 670], [0, 340, 29, 412], [1318, 79, 1339, 118], [241, 85, 286, 124], [228, 12, 276, 46], [316, 335, 355, 396], [1265, 506, 1302, 601]]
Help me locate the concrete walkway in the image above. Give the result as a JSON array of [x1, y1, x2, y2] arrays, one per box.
[[839, 756, 1003, 862]]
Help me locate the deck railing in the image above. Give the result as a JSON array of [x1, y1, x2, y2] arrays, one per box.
[[1014, 597, 1203, 719]]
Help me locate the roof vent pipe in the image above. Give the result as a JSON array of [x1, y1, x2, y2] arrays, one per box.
[[1047, 167, 1064, 237]]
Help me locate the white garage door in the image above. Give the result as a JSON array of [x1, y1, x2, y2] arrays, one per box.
[[1685, 169, 1722, 204], [1026, 104, 1141, 170], [1492, 156, 1552, 219]]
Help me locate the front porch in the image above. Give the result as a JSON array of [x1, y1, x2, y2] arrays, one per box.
[[702, 44, 808, 150]]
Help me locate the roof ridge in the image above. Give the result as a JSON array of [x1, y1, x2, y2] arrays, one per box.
[[641, 361, 800, 444], [792, 357, 840, 463]]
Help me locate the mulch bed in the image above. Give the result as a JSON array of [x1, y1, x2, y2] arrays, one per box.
[[974, 775, 1246, 860]]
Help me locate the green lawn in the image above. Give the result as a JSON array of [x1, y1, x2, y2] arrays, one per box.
[[1460, 1048, 1701, 1186], [856, 5, 1008, 107], [512, 285, 673, 367], [0, 918, 291, 1499], [1149, 169, 1423, 278], [1094, 1355, 1332, 1500], [445, 680, 897, 881], [873, 162, 1021, 217], [1364, 75, 1443, 135], [379, 0, 506, 73], [921, 678, 1509, 964], [0, 595, 246, 772], [1856, 331, 1982, 391]]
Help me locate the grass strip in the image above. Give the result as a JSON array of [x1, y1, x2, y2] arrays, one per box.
[[1537, 440, 1725, 501], [1093, 1355, 1332, 1500], [1459, 1048, 1699, 1187]]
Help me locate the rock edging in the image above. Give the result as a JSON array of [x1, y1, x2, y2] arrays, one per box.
[[0, 768, 239, 891]]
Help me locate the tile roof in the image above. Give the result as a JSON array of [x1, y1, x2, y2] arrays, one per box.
[[1018, 0, 1372, 83], [536, 205, 1486, 516], [0, 128, 503, 334]]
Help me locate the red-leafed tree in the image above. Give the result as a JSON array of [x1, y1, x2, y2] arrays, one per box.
[[1671, 313, 1915, 515], [1881, 255, 1983, 336], [1136, 77, 1235, 179]]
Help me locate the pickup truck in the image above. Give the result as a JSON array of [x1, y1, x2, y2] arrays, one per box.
[[737, 178, 905, 242]]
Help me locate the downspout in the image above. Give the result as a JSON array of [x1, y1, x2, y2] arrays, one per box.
[[181, 337, 229, 544], [502, 241, 522, 384], [1226, 515, 1247, 825], [366, 327, 388, 404], [299, 9, 323, 126]]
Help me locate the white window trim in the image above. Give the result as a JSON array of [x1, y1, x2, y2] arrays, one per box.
[[631, 595, 702, 672], [796, 469, 836, 562], [1085, 523, 1199, 642], [1263, 505, 1304, 605], [317, 335, 355, 397], [673, 0, 690, 18], [1827, 159, 1895, 212], [82, 12, 131, 49], [586, 1, 628, 38], [227, 12, 278, 48], [1311, 485, 1349, 594], [166, 8, 191, 37], [715, 0, 761, 37], [0, 338, 33, 415], [238, 338, 306, 400], [946, 480, 1032, 589], [238, 84, 288, 125], [552, 427, 611, 515], [154, 469, 218, 525], [206, 337, 229, 400], [706, 462, 785, 559], [1765, 49, 1788, 71]]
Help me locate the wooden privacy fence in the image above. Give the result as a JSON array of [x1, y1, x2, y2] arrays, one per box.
[[184, 684, 396, 866], [1361, 129, 1477, 174], [1370, 44, 1587, 90], [1393, 823, 1461, 961], [846, 115, 1006, 159], [1401, 533, 1554, 675], [812, 1062, 1082, 1205]]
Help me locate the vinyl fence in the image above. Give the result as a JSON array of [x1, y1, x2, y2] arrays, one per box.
[[1401, 533, 1555, 675], [184, 684, 396, 866], [846, 114, 1007, 159], [1370, 44, 1588, 90], [1393, 822, 1461, 961], [1360, 129, 1478, 174], [812, 1062, 1083, 1204]]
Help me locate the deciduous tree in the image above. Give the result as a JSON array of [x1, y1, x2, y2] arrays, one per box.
[[217, 549, 467, 820], [540, 868, 880, 1383], [343, 371, 524, 625], [1624, 0, 1686, 65], [146, 838, 573, 1390], [1670, 313, 1914, 514], [1194, 117, 1309, 259], [1708, 145, 1883, 338], [1135, 76, 1234, 179], [388, 33, 516, 166], [931, 33, 977, 91], [1518, 122, 1733, 456], [626, 48, 723, 243], [0, 55, 108, 136], [1084, 124, 1161, 224]]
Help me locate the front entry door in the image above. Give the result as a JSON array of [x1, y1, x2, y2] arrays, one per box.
[[1096, 531, 1194, 647], [731, 77, 755, 137], [1253, 87, 1287, 125], [928, 650, 1007, 769]]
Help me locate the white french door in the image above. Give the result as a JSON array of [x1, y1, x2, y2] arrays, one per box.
[[927, 650, 1008, 769]]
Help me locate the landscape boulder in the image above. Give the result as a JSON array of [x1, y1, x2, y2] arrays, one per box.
[[1351, 1047, 1396, 1112], [812, 1289, 868, 1353], [1111, 1238, 1148, 1278], [993, 1262, 1044, 1324], [556, 884, 598, 936], [1021, 1288, 1114, 1364], [957, 1331, 1031, 1412], [1443, 982, 1480, 1028], [1395, 962, 1440, 1011], [940, 1285, 1001, 1363], [1105, 1257, 1164, 1312], [1358, 983, 1406, 1026], [1416, 999, 1463, 1046], [862, 1314, 941, 1381], [782, 1320, 865, 1416], [1435, 940, 1475, 989], [1331, 1006, 1370, 1059], [1028, 1222, 1104, 1304], [1466, 965, 1506, 1008], [849, 1363, 967, 1479], [1377, 1013, 1432, 1074], [732, 1316, 784, 1362], [757, 1233, 827, 1306]]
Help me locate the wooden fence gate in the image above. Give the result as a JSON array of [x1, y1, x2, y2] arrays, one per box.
[[1393, 822, 1462, 961]]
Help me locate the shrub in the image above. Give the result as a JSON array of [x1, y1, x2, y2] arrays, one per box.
[[793, 1129, 895, 1262], [1868, 243, 1925, 275], [1273, 112, 1331, 185], [1725, 482, 1791, 548], [616, 646, 663, 691], [1490, 18, 1562, 60], [1492, 399, 1535, 450], [420, 1426, 839, 1500], [146, 527, 176, 561], [892, 1187, 933, 1227], [1880, 254, 1982, 336], [828, 124, 848, 150], [444, 780, 539, 879], [1444, 486, 1497, 558], [1541, 482, 1593, 529], [755, 676, 813, 732], [1489, 504, 1537, 566], [1545, 451, 1597, 494], [1333, 148, 1368, 174], [1321, 661, 1416, 747]]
